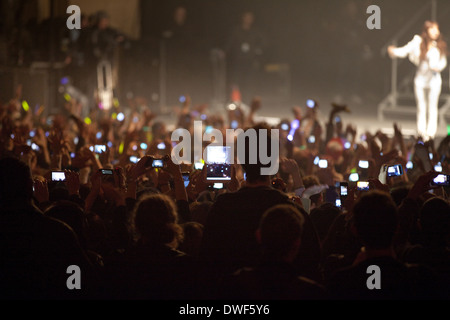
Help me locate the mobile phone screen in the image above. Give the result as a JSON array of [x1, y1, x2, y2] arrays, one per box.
[[52, 172, 66, 182], [205, 146, 232, 165]]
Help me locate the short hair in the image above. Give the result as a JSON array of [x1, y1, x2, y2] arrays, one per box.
[[353, 191, 398, 249], [132, 194, 183, 246], [259, 204, 305, 258], [239, 123, 277, 183], [0, 157, 32, 203], [420, 197, 450, 237], [302, 175, 320, 189], [45, 201, 88, 249]]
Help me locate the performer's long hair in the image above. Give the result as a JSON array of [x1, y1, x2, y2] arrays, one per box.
[[420, 20, 447, 61]]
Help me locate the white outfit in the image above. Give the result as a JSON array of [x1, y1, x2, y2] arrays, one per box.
[[391, 35, 447, 139]]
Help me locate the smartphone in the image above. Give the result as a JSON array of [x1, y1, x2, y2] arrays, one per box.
[[152, 159, 165, 168], [435, 163, 443, 172], [90, 145, 106, 154], [357, 181, 370, 191], [213, 183, 224, 189], [431, 174, 450, 186], [358, 160, 369, 169], [100, 169, 115, 184], [406, 161, 413, 170], [318, 159, 328, 169], [387, 164, 403, 177], [339, 182, 348, 197], [129, 156, 140, 164], [231, 120, 239, 129], [205, 146, 232, 165], [313, 156, 320, 165], [194, 161, 204, 170], [207, 163, 231, 181], [335, 198, 342, 208], [349, 172, 359, 182], [157, 142, 166, 150], [51, 171, 66, 182], [182, 172, 190, 188], [308, 136, 316, 144]]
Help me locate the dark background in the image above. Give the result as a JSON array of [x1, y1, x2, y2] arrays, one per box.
[[2, 0, 450, 118]]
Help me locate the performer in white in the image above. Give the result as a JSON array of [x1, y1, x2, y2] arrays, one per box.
[[388, 21, 447, 140]]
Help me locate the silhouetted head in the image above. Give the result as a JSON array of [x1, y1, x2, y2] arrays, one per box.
[[45, 201, 88, 249], [353, 191, 398, 250], [132, 194, 183, 248], [257, 204, 304, 262], [0, 157, 33, 205], [419, 197, 450, 242]]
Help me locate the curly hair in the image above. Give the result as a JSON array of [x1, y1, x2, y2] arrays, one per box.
[[132, 194, 183, 248]]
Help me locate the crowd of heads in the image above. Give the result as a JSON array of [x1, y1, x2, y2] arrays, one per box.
[[1, 83, 450, 300]]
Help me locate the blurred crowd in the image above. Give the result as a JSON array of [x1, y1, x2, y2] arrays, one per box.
[[1, 81, 450, 300]]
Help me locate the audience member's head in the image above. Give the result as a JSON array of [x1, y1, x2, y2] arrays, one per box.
[[353, 191, 398, 250], [303, 175, 323, 208], [179, 222, 204, 257], [240, 123, 278, 185], [419, 197, 450, 244], [257, 204, 305, 262], [45, 200, 88, 249], [390, 185, 411, 207], [132, 194, 183, 248], [0, 157, 33, 205]]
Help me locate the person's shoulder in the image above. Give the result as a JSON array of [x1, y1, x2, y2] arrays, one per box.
[[412, 34, 422, 43]]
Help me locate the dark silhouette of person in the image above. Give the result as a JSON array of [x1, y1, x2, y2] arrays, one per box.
[[101, 194, 197, 300], [0, 157, 93, 299], [222, 204, 327, 300], [400, 197, 450, 298], [200, 123, 322, 292], [326, 190, 445, 300]]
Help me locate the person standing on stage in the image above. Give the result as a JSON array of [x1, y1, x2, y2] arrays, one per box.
[[388, 21, 447, 141]]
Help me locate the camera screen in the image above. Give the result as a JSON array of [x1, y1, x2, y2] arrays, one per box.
[[194, 161, 204, 170], [433, 174, 449, 185], [387, 165, 402, 177], [152, 159, 164, 168], [93, 145, 106, 153], [207, 163, 231, 181], [349, 173, 359, 182], [359, 160, 369, 169], [101, 169, 114, 175], [206, 146, 231, 165], [129, 156, 139, 164], [213, 183, 224, 189], [157, 143, 166, 150], [335, 199, 342, 207], [340, 185, 348, 196], [318, 159, 328, 169], [52, 172, 66, 182], [357, 181, 370, 191]]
